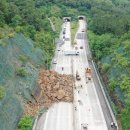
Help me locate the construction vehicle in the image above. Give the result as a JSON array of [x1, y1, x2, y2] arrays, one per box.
[[85, 67, 92, 81], [76, 71, 81, 80]]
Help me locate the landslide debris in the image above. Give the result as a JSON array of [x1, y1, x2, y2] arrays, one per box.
[[24, 69, 74, 116]]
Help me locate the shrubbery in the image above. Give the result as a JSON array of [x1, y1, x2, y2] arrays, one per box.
[[0, 85, 5, 100], [16, 68, 28, 77], [19, 55, 28, 64], [18, 116, 33, 130]]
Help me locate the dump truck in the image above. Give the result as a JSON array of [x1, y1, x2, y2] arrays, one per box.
[[85, 67, 92, 81], [76, 71, 81, 80]]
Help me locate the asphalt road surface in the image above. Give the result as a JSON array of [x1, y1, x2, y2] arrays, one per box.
[[35, 18, 117, 130], [79, 20, 117, 130], [36, 21, 74, 130], [72, 19, 108, 130]]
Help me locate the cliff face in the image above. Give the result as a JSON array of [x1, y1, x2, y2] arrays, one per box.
[[0, 33, 45, 130]]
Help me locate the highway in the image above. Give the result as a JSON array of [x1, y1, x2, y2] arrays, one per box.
[[80, 20, 118, 130], [35, 17, 117, 130], [35, 20, 74, 130], [72, 19, 108, 130]]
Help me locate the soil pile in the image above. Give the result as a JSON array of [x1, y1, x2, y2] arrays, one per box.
[[24, 69, 74, 116]]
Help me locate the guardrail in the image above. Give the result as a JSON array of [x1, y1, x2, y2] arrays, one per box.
[[82, 18, 118, 129], [92, 60, 118, 129]]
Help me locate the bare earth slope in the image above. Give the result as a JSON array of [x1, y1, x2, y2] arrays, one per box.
[[24, 69, 74, 116]]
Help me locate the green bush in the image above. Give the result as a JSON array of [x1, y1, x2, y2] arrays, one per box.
[[121, 108, 130, 130], [0, 85, 5, 100], [102, 63, 110, 73], [15, 26, 22, 33], [16, 67, 28, 77], [8, 33, 15, 38], [19, 55, 28, 63], [108, 78, 117, 91], [18, 116, 33, 130]]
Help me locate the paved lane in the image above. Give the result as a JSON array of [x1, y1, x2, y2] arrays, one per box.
[[73, 19, 108, 130], [43, 103, 73, 130], [35, 17, 117, 130], [36, 21, 74, 130]]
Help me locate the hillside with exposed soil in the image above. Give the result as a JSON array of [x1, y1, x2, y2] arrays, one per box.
[[24, 69, 74, 116]]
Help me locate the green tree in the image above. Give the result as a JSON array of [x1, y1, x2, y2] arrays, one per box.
[[11, 15, 22, 27], [120, 75, 130, 91]]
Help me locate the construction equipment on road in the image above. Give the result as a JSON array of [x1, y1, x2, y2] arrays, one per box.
[[85, 67, 92, 81], [76, 71, 81, 80]]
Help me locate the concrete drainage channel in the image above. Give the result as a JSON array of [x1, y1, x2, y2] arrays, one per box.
[[32, 116, 38, 130]]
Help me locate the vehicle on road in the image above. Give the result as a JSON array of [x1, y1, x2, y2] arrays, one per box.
[[83, 126, 87, 130], [81, 124, 88, 130], [57, 48, 61, 51], [80, 46, 83, 49], [63, 29, 66, 34], [53, 59, 57, 64], [111, 122, 117, 128], [64, 50, 79, 55], [82, 29, 85, 32], [85, 67, 92, 81], [76, 71, 81, 80]]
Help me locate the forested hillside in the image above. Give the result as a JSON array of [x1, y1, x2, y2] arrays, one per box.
[[0, 0, 130, 129]]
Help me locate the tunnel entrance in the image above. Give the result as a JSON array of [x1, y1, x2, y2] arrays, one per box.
[[63, 17, 71, 22], [78, 16, 84, 20], [66, 18, 70, 22]]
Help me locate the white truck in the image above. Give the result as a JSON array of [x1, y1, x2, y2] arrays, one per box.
[[64, 50, 79, 55]]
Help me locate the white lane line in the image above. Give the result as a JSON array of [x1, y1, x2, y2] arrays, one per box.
[[77, 55, 94, 126], [69, 104, 73, 130], [81, 23, 107, 127], [79, 21, 108, 129], [43, 110, 49, 130], [91, 82, 108, 129], [73, 58, 84, 130], [73, 20, 107, 130]]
